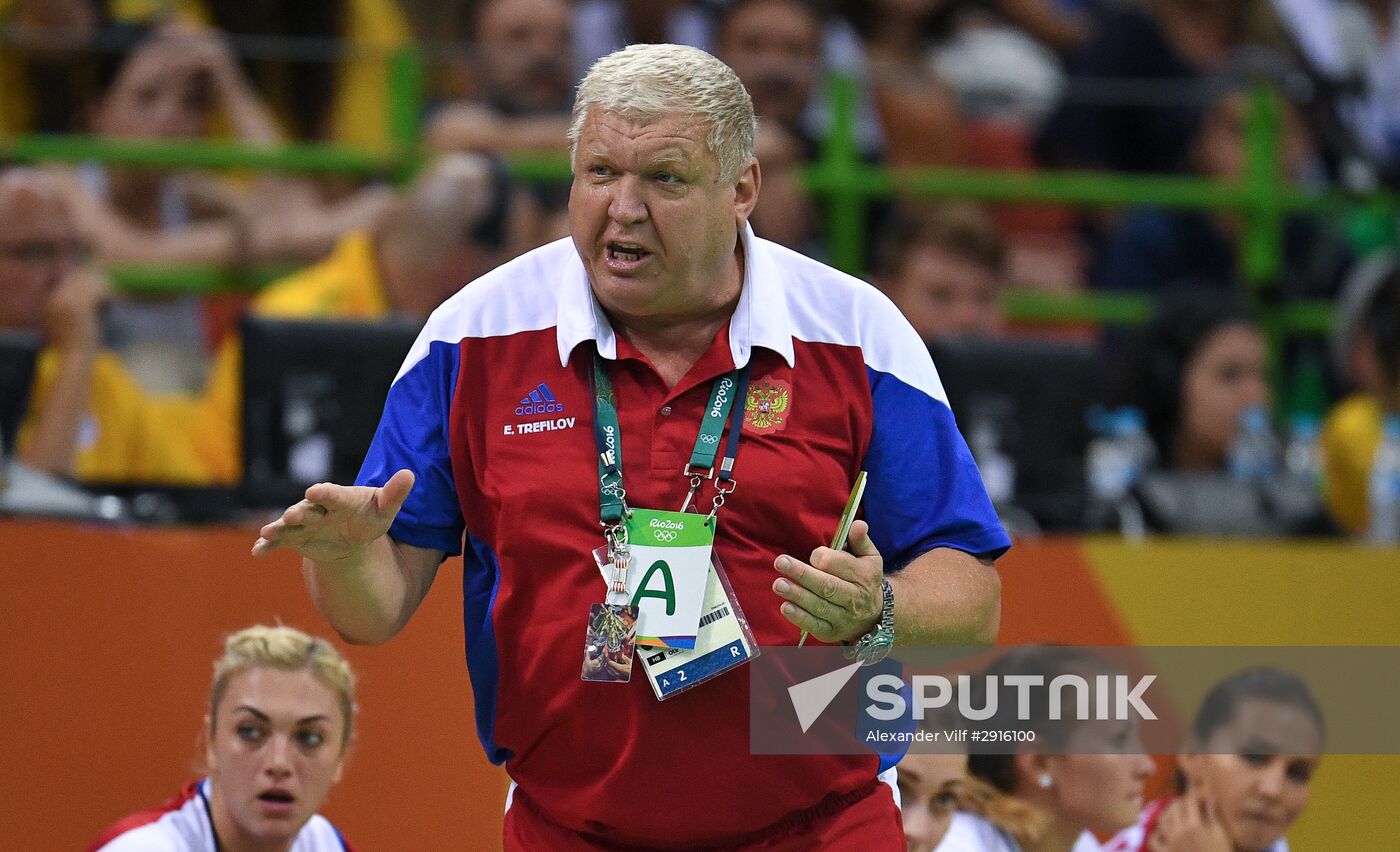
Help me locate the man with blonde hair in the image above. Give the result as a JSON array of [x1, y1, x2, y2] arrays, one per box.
[[254, 43, 1007, 848]]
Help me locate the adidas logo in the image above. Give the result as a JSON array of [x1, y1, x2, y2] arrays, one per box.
[[515, 382, 565, 416]]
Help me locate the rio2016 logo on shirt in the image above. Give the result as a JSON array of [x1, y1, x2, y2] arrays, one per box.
[[744, 377, 791, 434]]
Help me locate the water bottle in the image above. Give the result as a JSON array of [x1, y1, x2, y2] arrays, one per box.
[[1086, 407, 1154, 503], [1367, 414, 1400, 545], [1229, 406, 1279, 483], [1117, 408, 1156, 485], [1087, 408, 1129, 504], [1283, 413, 1323, 491], [970, 417, 1015, 505], [1084, 407, 1154, 537]]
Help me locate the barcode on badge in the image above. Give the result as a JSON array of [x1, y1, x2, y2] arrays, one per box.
[[698, 605, 731, 629]]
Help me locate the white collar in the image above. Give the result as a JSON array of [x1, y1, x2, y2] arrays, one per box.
[[555, 223, 796, 369]]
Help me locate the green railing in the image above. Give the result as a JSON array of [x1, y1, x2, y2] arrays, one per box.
[[4, 46, 1395, 347], [810, 76, 1396, 328], [797, 74, 1394, 410]]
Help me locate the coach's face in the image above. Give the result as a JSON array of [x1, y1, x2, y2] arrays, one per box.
[[570, 108, 759, 329]]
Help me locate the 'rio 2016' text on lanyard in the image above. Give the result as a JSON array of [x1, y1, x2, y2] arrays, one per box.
[[581, 348, 751, 683]]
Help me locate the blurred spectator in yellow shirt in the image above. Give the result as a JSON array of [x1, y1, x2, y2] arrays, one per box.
[[192, 153, 523, 484], [0, 0, 201, 135], [1323, 252, 1400, 533], [56, 24, 391, 269], [0, 167, 206, 484], [45, 23, 394, 393], [202, 0, 413, 152], [1, 0, 412, 154]]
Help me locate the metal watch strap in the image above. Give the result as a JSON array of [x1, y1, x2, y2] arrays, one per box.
[[845, 577, 894, 665]]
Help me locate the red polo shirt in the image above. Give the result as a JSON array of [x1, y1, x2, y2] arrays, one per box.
[[357, 227, 1009, 846]]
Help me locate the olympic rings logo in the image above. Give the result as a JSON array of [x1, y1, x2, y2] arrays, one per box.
[[654, 530, 679, 543], [698, 434, 720, 444]]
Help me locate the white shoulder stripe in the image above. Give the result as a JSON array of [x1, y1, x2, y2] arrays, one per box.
[[757, 240, 948, 404], [393, 238, 575, 384], [391, 234, 950, 407]]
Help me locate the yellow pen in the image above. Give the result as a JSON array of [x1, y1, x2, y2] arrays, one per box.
[[798, 471, 867, 647]]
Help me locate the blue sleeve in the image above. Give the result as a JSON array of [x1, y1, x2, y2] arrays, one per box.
[[356, 340, 465, 555], [863, 367, 1011, 568]]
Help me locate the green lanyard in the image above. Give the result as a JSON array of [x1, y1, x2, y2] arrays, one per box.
[[590, 349, 750, 527]]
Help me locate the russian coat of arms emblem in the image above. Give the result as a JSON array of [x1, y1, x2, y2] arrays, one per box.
[[744, 377, 791, 434]]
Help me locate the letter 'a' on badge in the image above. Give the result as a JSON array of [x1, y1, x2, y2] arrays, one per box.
[[581, 603, 639, 683]]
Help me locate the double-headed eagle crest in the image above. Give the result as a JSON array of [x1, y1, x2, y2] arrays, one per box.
[[744, 378, 791, 434]]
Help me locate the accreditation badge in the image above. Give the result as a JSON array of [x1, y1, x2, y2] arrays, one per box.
[[638, 552, 759, 700], [593, 545, 759, 700], [588, 508, 714, 649]]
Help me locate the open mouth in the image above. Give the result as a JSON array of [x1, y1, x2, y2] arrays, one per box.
[[257, 790, 296, 813], [606, 242, 650, 264]]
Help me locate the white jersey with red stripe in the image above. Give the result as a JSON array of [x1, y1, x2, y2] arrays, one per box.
[[935, 812, 1103, 851], [90, 779, 353, 852], [1103, 798, 1288, 852]]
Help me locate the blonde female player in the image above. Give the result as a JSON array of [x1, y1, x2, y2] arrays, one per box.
[[88, 625, 357, 851]]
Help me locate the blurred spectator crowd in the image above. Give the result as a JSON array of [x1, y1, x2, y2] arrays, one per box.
[[3, 0, 1400, 539]]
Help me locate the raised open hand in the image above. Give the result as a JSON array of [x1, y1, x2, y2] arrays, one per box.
[[251, 469, 415, 562]]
